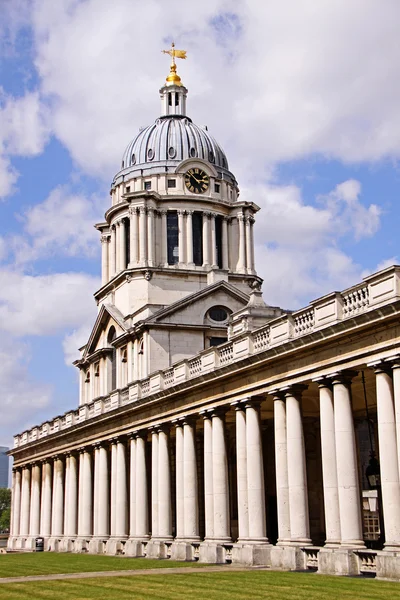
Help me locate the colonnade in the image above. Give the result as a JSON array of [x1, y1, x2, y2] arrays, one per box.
[[11, 365, 400, 560], [100, 207, 255, 285]]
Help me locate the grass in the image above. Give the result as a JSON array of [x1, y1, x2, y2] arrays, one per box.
[[0, 552, 205, 578], [1, 570, 400, 600]]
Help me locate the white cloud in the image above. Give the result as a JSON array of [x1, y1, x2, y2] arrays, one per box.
[[0, 334, 52, 444], [12, 185, 105, 264], [253, 179, 381, 307], [20, 0, 400, 183], [0, 270, 99, 336], [63, 324, 92, 366]]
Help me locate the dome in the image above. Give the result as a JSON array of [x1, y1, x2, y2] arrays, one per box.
[[119, 116, 229, 175]]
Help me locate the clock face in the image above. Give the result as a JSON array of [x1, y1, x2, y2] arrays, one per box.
[[184, 168, 210, 194]]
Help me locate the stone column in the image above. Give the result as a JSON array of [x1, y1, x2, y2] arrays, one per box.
[[139, 207, 147, 265], [245, 217, 253, 273], [96, 444, 109, 537], [120, 219, 126, 271], [12, 469, 22, 537], [202, 412, 214, 539], [249, 217, 256, 274], [129, 436, 136, 537], [40, 461, 52, 536], [391, 361, 400, 481], [183, 417, 199, 539], [245, 399, 268, 542], [331, 371, 364, 546], [210, 213, 217, 268], [273, 393, 290, 544], [160, 210, 168, 266], [129, 207, 138, 266], [222, 217, 229, 270], [233, 403, 249, 540], [316, 380, 341, 546], [20, 466, 31, 536], [175, 422, 184, 538], [115, 221, 120, 273], [51, 457, 64, 536], [212, 409, 231, 540], [178, 209, 185, 265], [186, 211, 194, 266], [202, 212, 210, 267], [237, 214, 246, 273], [101, 235, 109, 285], [284, 385, 310, 544], [66, 453, 78, 537], [147, 208, 154, 267], [115, 439, 128, 538], [158, 426, 172, 539], [151, 429, 159, 538], [374, 364, 400, 549], [135, 432, 149, 538], [109, 226, 116, 278], [78, 449, 92, 537], [110, 440, 117, 536], [29, 464, 41, 538], [64, 455, 70, 536]]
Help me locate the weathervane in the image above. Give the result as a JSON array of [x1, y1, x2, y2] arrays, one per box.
[[162, 42, 187, 86]]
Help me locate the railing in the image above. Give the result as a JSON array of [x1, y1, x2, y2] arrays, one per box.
[[343, 284, 369, 317], [14, 266, 400, 448], [355, 550, 377, 575]]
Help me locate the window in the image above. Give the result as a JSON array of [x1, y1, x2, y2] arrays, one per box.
[[209, 337, 227, 347], [144, 181, 151, 191], [215, 215, 223, 268], [123, 217, 130, 270], [94, 362, 100, 398], [167, 179, 176, 188], [125, 186, 130, 193], [208, 306, 229, 322], [167, 211, 179, 265], [214, 183, 220, 193], [121, 346, 128, 388], [107, 326, 117, 391], [192, 212, 203, 266]]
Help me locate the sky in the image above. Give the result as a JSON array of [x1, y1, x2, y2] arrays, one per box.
[[1, 0, 400, 447]]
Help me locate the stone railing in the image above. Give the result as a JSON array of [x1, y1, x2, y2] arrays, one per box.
[[14, 265, 400, 448]]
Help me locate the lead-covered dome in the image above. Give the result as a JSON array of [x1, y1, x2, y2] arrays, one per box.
[[121, 116, 229, 172]]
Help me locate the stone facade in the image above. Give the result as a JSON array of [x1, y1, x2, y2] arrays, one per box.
[[8, 64, 400, 580]]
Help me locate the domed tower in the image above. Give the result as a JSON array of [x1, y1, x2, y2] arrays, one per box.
[[76, 53, 265, 404]]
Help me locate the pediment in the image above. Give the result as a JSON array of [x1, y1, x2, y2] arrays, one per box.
[[146, 281, 249, 327], [83, 304, 128, 358]]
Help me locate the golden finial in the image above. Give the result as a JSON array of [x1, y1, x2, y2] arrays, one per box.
[[161, 41, 187, 86]]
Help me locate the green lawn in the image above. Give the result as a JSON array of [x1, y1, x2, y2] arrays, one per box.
[[0, 553, 204, 578], [1, 570, 399, 600]]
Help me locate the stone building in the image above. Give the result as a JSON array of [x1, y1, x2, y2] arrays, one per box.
[[8, 58, 400, 580]]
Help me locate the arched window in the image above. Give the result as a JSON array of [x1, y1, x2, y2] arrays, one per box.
[[84, 370, 91, 404], [107, 326, 117, 391]]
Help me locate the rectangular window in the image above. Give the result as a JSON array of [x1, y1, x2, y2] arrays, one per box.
[[215, 215, 223, 269], [209, 337, 227, 347], [192, 212, 203, 266], [214, 183, 220, 193], [124, 218, 130, 269], [167, 211, 179, 265], [144, 181, 151, 191], [125, 185, 131, 193], [167, 179, 176, 188]]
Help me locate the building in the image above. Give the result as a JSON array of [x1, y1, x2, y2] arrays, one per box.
[[0, 447, 9, 488], [8, 54, 400, 580]]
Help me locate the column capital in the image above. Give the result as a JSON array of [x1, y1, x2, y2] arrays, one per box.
[[237, 213, 245, 222], [199, 408, 212, 420], [160, 209, 167, 216], [367, 359, 393, 375], [280, 383, 308, 399], [203, 211, 211, 219], [128, 205, 138, 216], [230, 400, 245, 411], [186, 209, 194, 216], [243, 395, 265, 409], [182, 414, 197, 427], [132, 429, 148, 440], [312, 376, 333, 390], [177, 208, 185, 216], [139, 206, 147, 214], [171, 417, 184, 428], [100, 234, 110, 244], [329, 369, 358, 386], [210, 405, 230, 419]]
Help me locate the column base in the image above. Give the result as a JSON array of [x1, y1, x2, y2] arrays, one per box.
[[232, 541, 272, 566], [146, 539, 173, 559], [376, 550, 400, 580], [74, 537, 91, 553], [199, 541, 232, 564], [170, 540, 199, 561], [47, 537, 64, 552], [270, 544, 311, 570], [318, 546, 361, 576], [105, 536, 128, 555], [88, 536, 109, 554], [125, 537, 149, 557]]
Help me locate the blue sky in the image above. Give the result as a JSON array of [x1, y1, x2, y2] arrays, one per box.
[[1, 0, 400, 446]]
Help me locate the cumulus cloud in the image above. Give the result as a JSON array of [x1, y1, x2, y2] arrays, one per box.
[[0, 334, 52, 444], [63, 324, 93, 366], [253, 179, 382, 307], [11, 185, 106, 263], [0, 270, 99, 336], [21, 0, 400, 183]]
